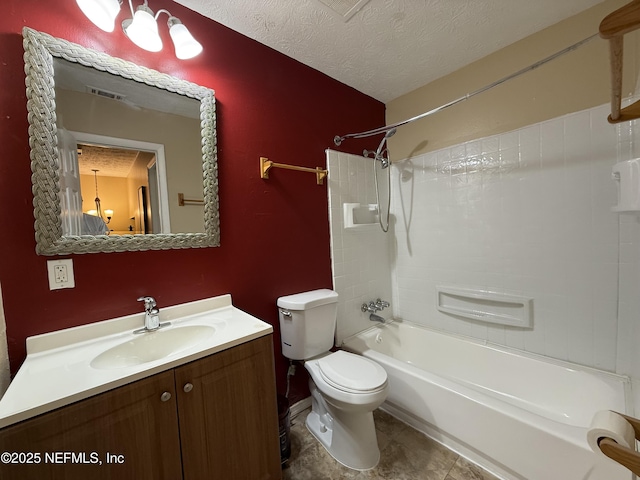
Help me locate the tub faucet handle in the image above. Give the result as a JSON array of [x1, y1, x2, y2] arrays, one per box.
[[375, 299, 390, 309], [362, 302, 381, 313]]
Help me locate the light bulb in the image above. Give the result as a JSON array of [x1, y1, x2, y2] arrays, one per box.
[[76, 0, 121, 32], [168, 17, 203, 60], [122, 4, 162, 52]]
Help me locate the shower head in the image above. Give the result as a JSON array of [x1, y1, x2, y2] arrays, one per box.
[[361, 130, 395, 169], [373, 128, 396, 169], [376, 129, 396, 154]]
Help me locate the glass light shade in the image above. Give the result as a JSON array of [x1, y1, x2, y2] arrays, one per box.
[[168, 18, 203, 60], [123, 5, 162, 52], [104, 209, 114, 217], [87, 210, 98, 216], [76, 0, 121, 32]]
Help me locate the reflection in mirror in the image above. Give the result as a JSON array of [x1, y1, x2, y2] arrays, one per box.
[[54, 58, 205, 235], [75, 140, 168, 235], [23, 27, 219, 255]]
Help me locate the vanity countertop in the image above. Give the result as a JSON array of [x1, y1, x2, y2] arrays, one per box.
[[0, 294, 273, 429]]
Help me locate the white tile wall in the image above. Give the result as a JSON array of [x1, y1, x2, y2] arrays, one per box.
[[326, 150, 393, 345], [390, 103, 640, 374], [328, 102, 640, 377]]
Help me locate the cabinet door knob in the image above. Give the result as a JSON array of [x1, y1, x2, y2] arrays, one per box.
[[183, 383, 194, 393], [160, 391, 172, 402]]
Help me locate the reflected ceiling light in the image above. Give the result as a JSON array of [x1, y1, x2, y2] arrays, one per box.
[[76, 0, 122, 32], [76, 0, 202, 59], [90, 169, 113, 224]]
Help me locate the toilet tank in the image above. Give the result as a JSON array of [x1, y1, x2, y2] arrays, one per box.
[[277, 289, 339, 360]]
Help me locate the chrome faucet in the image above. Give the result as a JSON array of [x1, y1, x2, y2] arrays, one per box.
[[134, 296, 169, 334], [375, 298, 390, 309], [361, 302, 382, 313], [361, 298, 391, 314], [362, 298, 390, 323]]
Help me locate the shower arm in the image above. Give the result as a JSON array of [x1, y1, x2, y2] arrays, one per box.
[[333, 33, 599, 146]]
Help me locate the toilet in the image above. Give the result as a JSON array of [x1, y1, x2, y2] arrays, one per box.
[[277, 289, 388, 470]]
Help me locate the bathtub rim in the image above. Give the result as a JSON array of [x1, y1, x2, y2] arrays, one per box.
[[342, 319, 634, 480], [341, 318, 633, 408]]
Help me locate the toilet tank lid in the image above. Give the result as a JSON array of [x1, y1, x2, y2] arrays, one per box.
[[277, 289, 338, 310]]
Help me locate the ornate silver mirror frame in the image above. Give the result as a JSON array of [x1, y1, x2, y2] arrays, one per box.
[[23, 27, 219, 255]]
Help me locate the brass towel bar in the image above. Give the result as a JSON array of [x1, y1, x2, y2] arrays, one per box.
[[260, 157, 328, 185], [178, 193, 204, 206], [598, 412, 640, 475], [600, 0, 640, 123]]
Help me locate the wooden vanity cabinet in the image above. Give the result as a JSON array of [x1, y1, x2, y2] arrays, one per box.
[[0, 335, 282, 480], [176, 334, 282, 480], [0, 370, 182, 480]]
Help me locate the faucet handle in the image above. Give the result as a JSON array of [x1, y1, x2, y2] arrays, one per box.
[[137, 296, 157, 311], [368, 301, 382, 312], [375, 298, 390, 309]]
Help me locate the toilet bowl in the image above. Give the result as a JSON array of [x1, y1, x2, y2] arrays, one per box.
[[305, 350, 388, 411], [277, 289, 388, 470], [304, 351, 388, 470]]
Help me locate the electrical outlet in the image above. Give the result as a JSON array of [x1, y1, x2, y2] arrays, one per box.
[[47, 259, 75, 290], [54, 265, 68, 284]]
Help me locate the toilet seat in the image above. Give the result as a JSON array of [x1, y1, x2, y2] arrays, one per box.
[[317, 351, 387, 394]]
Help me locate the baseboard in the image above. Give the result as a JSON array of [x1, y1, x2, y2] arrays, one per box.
[[290, 397, 311, 420]]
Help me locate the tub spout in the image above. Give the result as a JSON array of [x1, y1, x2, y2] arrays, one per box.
[[370, 313, 385, 323]]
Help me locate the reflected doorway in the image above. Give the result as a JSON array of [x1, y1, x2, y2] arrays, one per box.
[[71, 132, 171, 235]]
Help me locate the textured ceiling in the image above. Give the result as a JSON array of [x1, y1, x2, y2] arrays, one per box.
[[174, 0, 605, 102], [77, 144, 139, 177]]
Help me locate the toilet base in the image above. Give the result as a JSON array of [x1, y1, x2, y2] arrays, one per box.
[[305, 380, 380, 470]]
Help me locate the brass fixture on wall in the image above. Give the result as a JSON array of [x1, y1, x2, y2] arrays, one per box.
[[178, 193, 204, 206], [260, 157, 328, 185]]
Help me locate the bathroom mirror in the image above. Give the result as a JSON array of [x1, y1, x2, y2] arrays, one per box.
[[23, 27, 219, 255]]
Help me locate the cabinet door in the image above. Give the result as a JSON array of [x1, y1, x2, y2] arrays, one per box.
[[0, 370, 182, 480], [175, 335, 281, 480]]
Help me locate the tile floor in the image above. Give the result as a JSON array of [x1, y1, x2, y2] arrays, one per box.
[[282, 408, 500, 480]]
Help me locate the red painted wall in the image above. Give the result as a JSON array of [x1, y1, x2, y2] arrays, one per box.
[[0, 0, 384, 404]]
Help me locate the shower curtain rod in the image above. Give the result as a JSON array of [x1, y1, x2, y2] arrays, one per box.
[[333, 33, 599, 146]]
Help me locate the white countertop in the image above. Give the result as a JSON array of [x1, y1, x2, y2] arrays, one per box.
[[0, 294, 273, 429]]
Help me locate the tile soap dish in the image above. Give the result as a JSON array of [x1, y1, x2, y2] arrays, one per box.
[[343, 203, 379, 229], [612, 159, 640, 213]]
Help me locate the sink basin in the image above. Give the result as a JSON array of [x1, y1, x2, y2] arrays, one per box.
[[90, 325, 216, 369]]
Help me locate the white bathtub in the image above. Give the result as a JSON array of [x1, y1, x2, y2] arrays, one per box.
[[342, 320, 633, 480]]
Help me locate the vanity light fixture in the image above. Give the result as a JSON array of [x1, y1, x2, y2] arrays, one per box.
[[167, 16, 204, 60], [122, 0, 203, 58], [76, 0, 203, 59], [122, 2, 162, 52], [76, 0, 122, 33]]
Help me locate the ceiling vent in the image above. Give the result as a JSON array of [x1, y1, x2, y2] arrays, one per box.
[[86, 85, 127, 102], [316, 0, 371, 22]]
